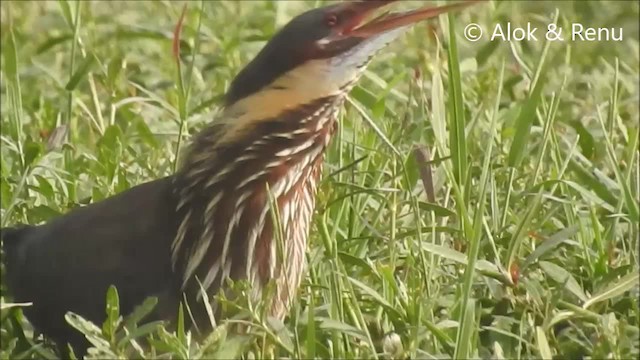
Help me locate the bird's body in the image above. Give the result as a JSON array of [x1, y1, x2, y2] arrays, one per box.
[[3, 93, 343, 352], [3, 177, 179, 351], [171, 93, 342, 319], [1, 0, 476, 355]]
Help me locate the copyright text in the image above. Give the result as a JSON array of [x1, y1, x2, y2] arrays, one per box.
[[464, 22, 624, 42]]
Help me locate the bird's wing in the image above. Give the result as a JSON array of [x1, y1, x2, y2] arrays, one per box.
[[3, 176, 180, 325]]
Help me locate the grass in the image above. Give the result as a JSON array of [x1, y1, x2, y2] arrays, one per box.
[[1, 0, 638, 359]]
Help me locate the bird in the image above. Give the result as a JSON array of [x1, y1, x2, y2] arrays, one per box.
[[1, 0, 477, 356]]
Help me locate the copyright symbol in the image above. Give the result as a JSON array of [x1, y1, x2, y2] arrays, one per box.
[[464, 23, 483, 42]]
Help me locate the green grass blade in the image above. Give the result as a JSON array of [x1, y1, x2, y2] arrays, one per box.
[[4, 28, 26, 170], [521, 225, 580, 271], [455, 59, 505, 357], [506, 69, 547, 168], [595, 61, 640, 221], [507, 10, 556, 168], [582, 271, 640, 309], [446, 11, 467, 184], [539, 261, 588, 302], [454, 298, 476, 359], [535, 326, 553, 359], [64, 53, 96, 91]]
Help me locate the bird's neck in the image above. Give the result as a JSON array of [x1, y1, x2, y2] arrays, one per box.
[[171, 95, 343, 314]]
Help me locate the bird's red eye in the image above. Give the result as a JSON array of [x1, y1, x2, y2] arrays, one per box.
[[325, 13, 338, 27]]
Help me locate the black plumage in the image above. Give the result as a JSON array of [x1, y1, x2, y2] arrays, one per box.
[[2, 177, 181, 353]]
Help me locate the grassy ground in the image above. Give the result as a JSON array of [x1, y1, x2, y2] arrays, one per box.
[[1, 0, 638, 359]]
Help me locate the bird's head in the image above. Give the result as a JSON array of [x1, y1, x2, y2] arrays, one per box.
[[224, 0, 476, 110]]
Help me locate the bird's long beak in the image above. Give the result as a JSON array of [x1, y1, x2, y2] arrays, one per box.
[[341, 0, 480, 38]]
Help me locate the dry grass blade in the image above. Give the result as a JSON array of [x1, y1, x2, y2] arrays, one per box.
[[413, 145, 436, 203]]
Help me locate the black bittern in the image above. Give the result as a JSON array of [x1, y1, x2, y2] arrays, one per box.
[[1, 0, 477, 355]]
